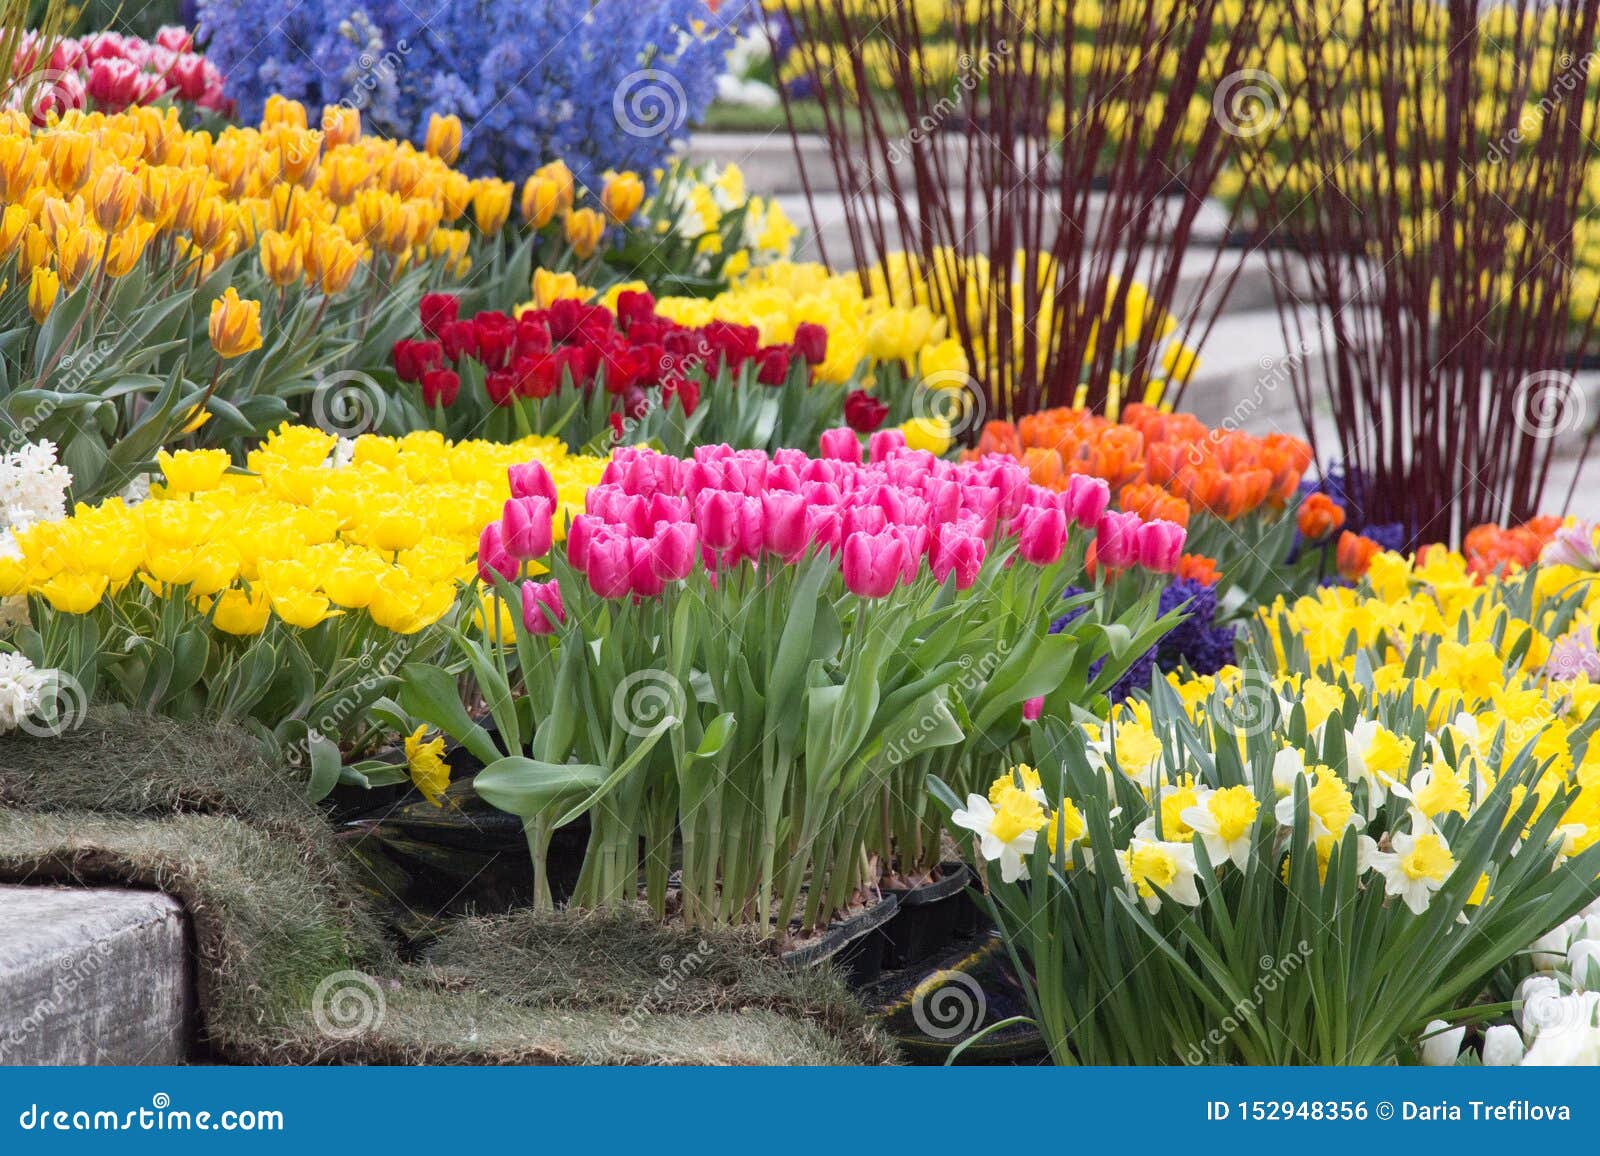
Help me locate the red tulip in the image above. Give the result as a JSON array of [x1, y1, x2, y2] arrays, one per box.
[[419, 293, 459, 337], [420, 368, 459, 408]]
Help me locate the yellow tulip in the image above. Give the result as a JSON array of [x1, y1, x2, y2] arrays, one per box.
[[0, 204, 27, 259], [564, 207, 605, 258], [471, 178, 513, 236], [27, 265, 58, 323], [158, 448, 232, 494], [104, 223, 153, 278], [537, 160, 575, 213], [90, 164, 142, 234], [210, 586, 273, 635], [36, 572, 108, 614], [320, 105, 362, 147], [405, 725, 451, 805], [208, 287, 263, 360], [259, 229, 304, 288], [423, 114, 463, 165], [44, 131, 92, 193], [269, 586, 335, 629], [530, 267, 591, 309], [520, 175, 561, 229], [263, 94, 309, 129], [600, 170, 646, 223]]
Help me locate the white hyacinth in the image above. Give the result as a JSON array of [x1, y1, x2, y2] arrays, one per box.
[[0, 651, 50, 733]]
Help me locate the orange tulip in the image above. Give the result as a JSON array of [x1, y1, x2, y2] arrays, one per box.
[[1295, 493, 1346, 541], [1336, 532, 1382, 582]]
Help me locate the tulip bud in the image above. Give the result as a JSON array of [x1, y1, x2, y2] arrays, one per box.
[[90, 164, 141, 234], [476, 522, 517, 583], [762, 491, 809, 561], [842, 529, 910, 599], [819, 426, 862, 463], [519, 579, 565, 635], [424, 113, 463, 165], [501, 496, 554, 561], [1064, 474, 1111, 528], [27, 265, 58, 323], [1093, 510, 1143, 571], [208, 287, 263, 359], [508, 461, 559, 506], [564, 207, 605, 258], [1016, 506, 1067, 566], [600, 170, 646, 223]]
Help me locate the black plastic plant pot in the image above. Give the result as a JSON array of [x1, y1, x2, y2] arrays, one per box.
[[782, 892, 901, 988], [871, 934, 1049, 1065], [883, 862, 973, 969]]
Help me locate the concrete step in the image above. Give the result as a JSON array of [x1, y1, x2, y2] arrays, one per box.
[[1170, 307, 1323, 432], [0, 886, 190, 1065]]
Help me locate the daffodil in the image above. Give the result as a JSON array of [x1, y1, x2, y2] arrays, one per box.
[[953, 783, 1047, 883]]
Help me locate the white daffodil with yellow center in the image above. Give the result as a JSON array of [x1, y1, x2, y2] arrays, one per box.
[[1116, 838, 1201, 913], [1368, 829, 1457, 914], [1181, 784, 1260, 870], [953, 782, 1047, 883], [1135, 778, 1199, 843], [1274, 764, 1357, 842], [1345, 718, 1414, 815]]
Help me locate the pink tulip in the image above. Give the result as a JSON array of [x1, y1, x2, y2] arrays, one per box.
[[868, 428, 906, 463], [842, 529, 909, 598], [1094, 510, 1143, 571], [892, 525, 928, 581], [566, 513, 598, 570], [924, 477, 963, 524], [1022, 696, 1044, 722], [1065, 474, 1111, 529], [508, 461, 558, 506], [1135, 518, 1187, 573], [819, 426, 863, 463], [520, 579, 565, 635], [763, 491, 809, 560], [501, 496, 554, 561], [806, 506, 843, 553], [649, 521, 699, 582], [695, 490, 742, 552], [585, 533, 634, 599], [842, 505, 888, 538], [931, 528, 985, 589], [735, 496, 766, 562], [1016, 506, 1067, 566], [477, 523, 517, 583], [628, 538, 665, 598]]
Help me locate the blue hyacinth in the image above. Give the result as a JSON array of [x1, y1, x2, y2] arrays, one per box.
[[196, 0, 748, 189], [1051, 580, 1236, 702]]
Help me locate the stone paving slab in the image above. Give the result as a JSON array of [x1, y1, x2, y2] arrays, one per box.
[[0, 886, 190, 1065]]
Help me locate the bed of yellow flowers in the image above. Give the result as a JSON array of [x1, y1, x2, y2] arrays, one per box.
[[0, 424, 603, 780], [937, 539, 1600, 1064]]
